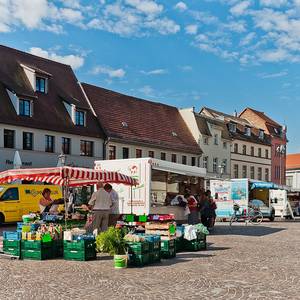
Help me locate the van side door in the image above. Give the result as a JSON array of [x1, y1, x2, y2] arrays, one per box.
[[0, 187, 21, 222]]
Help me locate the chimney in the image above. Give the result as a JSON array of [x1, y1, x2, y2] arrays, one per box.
[[234, 110, 238, 117]]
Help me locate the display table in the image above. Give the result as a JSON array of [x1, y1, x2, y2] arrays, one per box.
[[150, 206, 187, 223]]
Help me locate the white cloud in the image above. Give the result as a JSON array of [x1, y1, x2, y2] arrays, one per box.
[[59, 8, 83, 23], [239, 32, 256, 46], [138, 85, 154, 96], [230, 1, 251, 16], [223, 20, 247, 33], [125, 0, 163, 15], [91, 65, 126, 78], [180, 65, 193, 71], [258, 70, 288, 78], [29, 47, 84, 69], [259, 0, 288, 8], [174, 2, 187, 12], [185, 24, 198, 35], [141, 69, 168, 75]]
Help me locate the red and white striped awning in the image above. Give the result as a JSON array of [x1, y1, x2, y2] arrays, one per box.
[[0, 166, 137, 187]]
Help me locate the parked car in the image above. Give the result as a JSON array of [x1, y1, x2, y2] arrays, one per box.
[[249, 199, 275, 221]]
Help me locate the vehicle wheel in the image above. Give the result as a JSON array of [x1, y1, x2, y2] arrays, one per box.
[[269, 214, 275, 222], [250, 211, 263, 225], [0, 213, 5, 226]]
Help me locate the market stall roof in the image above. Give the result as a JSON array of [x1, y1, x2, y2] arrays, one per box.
[[250, 180, 290, 191], [0, 166, 137, 187]]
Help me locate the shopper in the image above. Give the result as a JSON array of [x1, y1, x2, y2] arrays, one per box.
[[39, 188, 59, 215], [88, 182, 112, 234], [104, 183, 120, 226], [186, 193, 199, 225], [199, 191, 211, 228], [208, 194, 217, 229]]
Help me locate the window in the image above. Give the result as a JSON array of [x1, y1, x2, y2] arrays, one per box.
[[265, 149, 269, 159], [122, 147, 129, 159], [62, 137, 71, 155], [136, 149, 142, 158], [213, 158, 218, 173], [203, 137, 209, 145], [286, 176, 293, 187], [36, 77, 46, 93], [234, 164, 239, 178], [258, 148, 262, 157], [223, 142, 227, 149], [258, 167, 262, 180], [245, 127, 251, 136], [45, 135, 55, 153], [148, 151, 154, 158], [242, 165, 247, 178], [75, 110, 85, 126], [19, 99, 31, 116], [4, 129, 15, 148], [222, 159, 227, 174], [250, 166, 255, 179], [80, 140, 93, 157], [265, 168, 269, 182], [23, 132, 33, 150], [251, 146, 254, 156], [228, 122, 236, 133], [214, 134, 218, 145], [203, 156, 208, 169], [259, 130, 264, 139], [108, 145, 116, 160], [234, 143, 238, 153], [171, 154, 177, 163], [0, 188, 19, 201], [161, 152, 166, 160], [182, 155, 187, 165], [242, 145, 247, 155], [191, 157, 196, 166]]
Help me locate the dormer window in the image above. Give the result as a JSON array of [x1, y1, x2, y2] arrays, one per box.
[[245, 126, 251, 136], [228, 122, 236, 133], [259, 129, 264, 139], [19, 99, 31, 117], [75, 110, 85, 126], [36, 77, 46, 93]]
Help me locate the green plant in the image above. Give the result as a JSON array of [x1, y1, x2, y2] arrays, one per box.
[[96, 227, 127, 256]]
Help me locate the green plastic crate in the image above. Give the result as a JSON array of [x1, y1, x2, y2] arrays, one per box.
[[161, 247, 176, 259], [183, 240, 200, 251], [138, 215, 147, 222], [149, 251, 161, 264], [127, 241, 149, 254], [125, 214, 135, 222], [22, 240, 53, 250], [3, 239, 20, 249], [161, 239, 175, 252], [197, 232, 206, 241], [52, 240, 63, 258], [63, 239, 95, 251], [128, 253, 150, 267], [198, 240, 207, 250], [22, 248, 53, 260], [175, 237, 184, 253], [63, 248, 96, 261], [3, 247, 21, 257]]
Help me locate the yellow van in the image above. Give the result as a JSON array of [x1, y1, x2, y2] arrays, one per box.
[[0, 184, 62, 223]]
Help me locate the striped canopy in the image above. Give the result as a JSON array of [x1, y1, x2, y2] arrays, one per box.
[[0, 166, 137, 187]]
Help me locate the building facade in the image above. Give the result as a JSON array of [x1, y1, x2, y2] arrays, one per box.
[[180, 107, 231, 179], [239, 108, 287, 185], [82, 83, 202, 166], [201, 107, 272, 181], [286, 153, 300, 190], [0, 45, 104, 171]]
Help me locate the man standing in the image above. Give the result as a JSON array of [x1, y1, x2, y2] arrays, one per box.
[[104, 184, 120, 226], [88, 182, 112, 234]]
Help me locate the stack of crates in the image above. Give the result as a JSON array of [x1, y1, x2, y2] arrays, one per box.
[[145, 235, 161, 264], [21, 240, 54, 260], [160, 238, 176, 259], [127, 240, 150, 267], [183, 232, 207, 251], [63, 239, 96, 261], [175, 236, 184, 253], [3, 231, 21, 257], [197, 231, 207, 250]]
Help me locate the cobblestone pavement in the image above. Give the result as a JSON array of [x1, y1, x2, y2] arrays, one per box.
[[1, 222, 300, 300]]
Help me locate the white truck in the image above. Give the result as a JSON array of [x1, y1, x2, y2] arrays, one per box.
[[94, 158, 206, 219]]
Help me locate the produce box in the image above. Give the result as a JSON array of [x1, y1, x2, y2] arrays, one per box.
[[22, 248, 53, 260], [126, 241, 149, 255], [175, 237, 184, 253], [3, 247, 21, 257], [183, 239, 207, 251], [128, 253, 150, 267], [63, 239, 95, 251], [149, 251, 161, 264], [160, 247, 176, 259], [160, 239, 175, 252], [63, 248, 96, 261], [3, 231, 21, 241], [21, 240, 53, 250], [197, 232, 206, 241], [52, 240, 63, 258]]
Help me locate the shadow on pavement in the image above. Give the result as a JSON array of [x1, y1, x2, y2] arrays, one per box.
[[212, 224, 285, 237], [206, 244, 231, 251]]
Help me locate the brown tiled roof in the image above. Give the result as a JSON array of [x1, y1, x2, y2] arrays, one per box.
[[287, 154, 300, 170], [0, 45, 103, 138], [200, 107, 271, 146], [241, 107, 281, 127], [82, 83, 202, 154]]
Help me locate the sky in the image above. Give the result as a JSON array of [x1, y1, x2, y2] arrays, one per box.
[[0, 0, 299, 152]]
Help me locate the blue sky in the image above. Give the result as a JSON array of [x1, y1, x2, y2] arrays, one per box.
[[0, 0, 299, 152]]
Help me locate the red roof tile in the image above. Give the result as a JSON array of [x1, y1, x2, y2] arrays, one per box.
[[82, 83, 202, 154], [287, 153, 300, 170]]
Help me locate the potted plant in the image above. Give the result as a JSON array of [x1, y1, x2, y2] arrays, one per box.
[[96, 227, 128, 269]]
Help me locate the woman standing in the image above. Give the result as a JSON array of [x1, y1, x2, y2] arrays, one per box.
[[185, 193, 199, 225]]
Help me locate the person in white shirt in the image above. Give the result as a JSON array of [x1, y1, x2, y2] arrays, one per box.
[[104, 184, 120, 226], [88, 182, 112, 233]]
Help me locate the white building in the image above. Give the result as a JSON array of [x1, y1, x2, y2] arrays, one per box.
[[180, 107, 231, 180], [0, 45, 104, 171], [286, 154, 300, 190]]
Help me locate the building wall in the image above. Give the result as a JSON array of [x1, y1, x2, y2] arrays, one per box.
[[0, 124, 104, 170], [105, 141, 200, 166], [271, 136, 287, 185], [286, 170, 300, 190], [231, 139, 271, 181]]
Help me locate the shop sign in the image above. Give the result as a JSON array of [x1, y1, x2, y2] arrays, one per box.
[[5, 160, 32, 167]]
